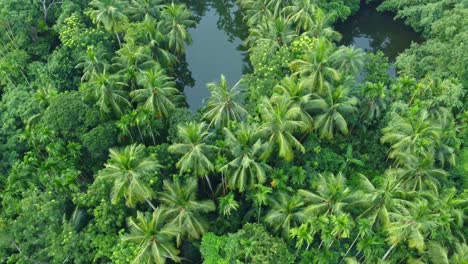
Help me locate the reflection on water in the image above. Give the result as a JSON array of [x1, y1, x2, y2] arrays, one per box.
[[335, 3, 423, 76], [183, 0, 249, 111]]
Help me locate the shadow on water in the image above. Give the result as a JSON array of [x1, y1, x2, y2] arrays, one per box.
[[334, 3, 423, 77], [182, 0, 250, 111]]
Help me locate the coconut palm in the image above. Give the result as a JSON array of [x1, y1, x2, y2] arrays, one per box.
[[89, 71, 131, 117], [273, 76, 314, 130], [75, 46, 108, 82], [264, 192, 307, 238], [125, 18, 178, 66], [306, 8, 341, 41], [239, 0, 273, 26], [249, 184, 272, 223], [308, 85, 358, 139], [290, 38, 341, 94], [359, 82, 388, 124], [289, 222, 314, 251], [126, 0, 164, 21], [160, 3, 195, 54], [220, 123, 270, 192], [383, 199, 440, 259], [168, 122, 218, 192], [331, 46, 366, 77], [381, 109, 442, 163], [100, 144, 161, 209], [88, 0, 128, 46], [256, 95, 306, 161], [339, 219, 374, 263], [122, 209, 180, 264], [131, 65, 180, 119], [299, 172, 358, 217], [159, 178, 215, 245], [113, 44, 154, 89], [422, 188, 467, 243], [355, 173, 412, 227], [218, 192, 239, 217], [282, 0, 317, 33], [387, 154, 448, 192], [247, 16, 296, 52], [202, 75, 248, 129]]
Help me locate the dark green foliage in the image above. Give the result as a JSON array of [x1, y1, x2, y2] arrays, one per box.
[[200, 223, 295, 264], [40, 92, 100, 140], [0, 0, 466, 263]]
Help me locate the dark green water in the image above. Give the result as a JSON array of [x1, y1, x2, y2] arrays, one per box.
[[183, 2, 422, 110], [183, 0, 249, 111], [335, 3, 423, 76]]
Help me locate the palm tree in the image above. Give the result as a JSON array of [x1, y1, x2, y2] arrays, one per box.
[[88, 0, 128, 47], [306, 8, 341, 41], [89, 71, 131, 117], [126, 0, 164, 21], [75, 46, 108, 82], [331, 46, 365, 77], [273, 76, 314, 131], [159, 178, 215, 245], [290, 38, 341, 94], [339, 219, 374, 263], [125, 18, 178, 66], [168, 122, 218, 192], [299, 172, 358, 216], [122, 209, 180, 264], [131, 65, 180, 119], [256, 95, 306, 161], [218, 192, 239, 217], [359, 82, 388, 124], [202, 75, 248, 129], [160, 3, 195, 54], [289, 222, 314, 251], [424, 188, 466, 242], [329, 214, 353, 248], [383, 199, 440, 259], [381, 109, 441, 163], [355, 173, 411, 226], [264, 192, 307, 238], [249, 184, 272, 223], [113, 44, 154, 88], [220, 123, 270, 192], [282, 0, 316, 33], [100, 144, 161, 209], [246, 16, 296, 52], [239, 0, 273, 26], [308, 85, 358, 139], [387, 154, 448, 192]]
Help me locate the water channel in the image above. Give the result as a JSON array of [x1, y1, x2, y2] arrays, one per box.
[[183, 1, 422, 110]]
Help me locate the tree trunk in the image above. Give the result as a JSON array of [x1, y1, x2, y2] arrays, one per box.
[[382, 244, 396, 260], [145, 198, 157, 211], [115, 32, 122, 47], [339, 235, 359, 264], [205, 175, 214, 194], [257, 205, 262, 223]]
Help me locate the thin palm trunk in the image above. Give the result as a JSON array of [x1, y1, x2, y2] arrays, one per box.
[[382, 244, 396, 260], [145, 198, 156, 211], [339, 235, 360, 264], [205, 175, 214, 194], [257, 204, 262, 223], [115, 32, 122, 47]]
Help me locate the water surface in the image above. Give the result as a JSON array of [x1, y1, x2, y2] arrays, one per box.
[[335, 3, 423, 76], [184, 1, 248, 111]]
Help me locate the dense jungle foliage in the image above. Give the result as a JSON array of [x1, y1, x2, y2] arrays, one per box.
[[0, 0, 466, 263]]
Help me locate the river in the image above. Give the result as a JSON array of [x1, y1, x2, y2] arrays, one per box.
[[183, 1, 422, 109], [335, 3, 422, 77]]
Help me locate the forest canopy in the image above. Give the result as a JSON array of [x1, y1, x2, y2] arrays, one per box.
[[0, 0, 466, 263]]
